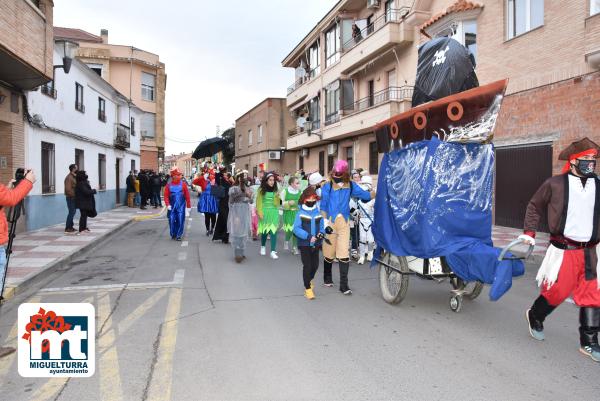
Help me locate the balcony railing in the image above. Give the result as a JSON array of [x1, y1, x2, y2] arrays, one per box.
[[41, 84, 57, 99], [114, 123, 131, 149], [287, 65, 321, 94], [342, 86, 414, 116], [342, 7, 411, 53], [324, 112, 341, 126], [288, 119, 321, 137]]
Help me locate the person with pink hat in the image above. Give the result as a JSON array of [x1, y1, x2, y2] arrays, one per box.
[[320, 160, 375, 295]]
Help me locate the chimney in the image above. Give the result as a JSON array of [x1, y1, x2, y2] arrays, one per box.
[[100, 29, 108, 44]]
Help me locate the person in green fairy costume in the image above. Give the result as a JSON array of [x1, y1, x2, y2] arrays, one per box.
[[282, 176, 301, 255], [256, 172, 281, 259]]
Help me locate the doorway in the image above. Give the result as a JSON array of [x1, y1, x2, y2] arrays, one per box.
[[115, 158, 121, 205]]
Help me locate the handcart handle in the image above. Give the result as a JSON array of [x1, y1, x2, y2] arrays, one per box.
[[498, 238, 535, 261]]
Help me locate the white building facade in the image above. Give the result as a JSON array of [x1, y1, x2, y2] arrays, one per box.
[[24, 41, 142, 231]]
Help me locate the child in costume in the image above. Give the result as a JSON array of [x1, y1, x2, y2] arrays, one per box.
[[194, 172, 219, 235], [163, 167, 191, 241], [293, 187, 326, 300], [256, 172, 281, 259], [320, 160, 374, 295], [352, 175, 376, 265], [282, 176, 302, 254]]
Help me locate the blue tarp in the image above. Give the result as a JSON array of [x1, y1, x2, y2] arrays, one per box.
[[372, 138, 524, 300]]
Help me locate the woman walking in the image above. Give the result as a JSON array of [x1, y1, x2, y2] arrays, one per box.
[[256, 172, 281, 259], [282, 176, 301, 254], [164, 167, 191, 241], [212, 172, 233, 243], [74, 170, 96, 234], [195, 172, 218, 236], [228, 171, 253, 263]]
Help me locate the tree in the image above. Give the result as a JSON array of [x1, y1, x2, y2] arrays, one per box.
[[221, 127, 235, 166]]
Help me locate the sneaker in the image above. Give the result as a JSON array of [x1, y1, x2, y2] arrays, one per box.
[[292, 247, 299, 255], [176, 237, 182, 241], [357, 256, 365, 265], [322, 282, 334, 288], [304, 288, 315, 300], [260, 246, 266, 256], [351, 250, 358, 259], [235, 256, 243, 263], [579, 345, 600, 362], [525, 309, 545, 341], [341, 289, 353, 295], [84, 228, 90, 233], [367, 250, 373, 262], [270, 251, 279, 260], [283, 241, 289, 251], [64, 227, 76, 233]]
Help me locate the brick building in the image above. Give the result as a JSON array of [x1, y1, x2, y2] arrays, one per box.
[[234, 98, 296, 177], [0, 0, 54, 185], [284, 0, 600, 229]]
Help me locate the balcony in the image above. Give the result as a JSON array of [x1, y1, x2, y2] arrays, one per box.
[[342, 86, 413, 116], [114, 123, 131, 149]]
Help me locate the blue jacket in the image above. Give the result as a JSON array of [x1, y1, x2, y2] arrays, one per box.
[[293, 205, 325, 247], [320, 181, 373, 222]]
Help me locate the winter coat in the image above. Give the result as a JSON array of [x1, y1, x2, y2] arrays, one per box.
[[75, 180, 96, 211], [293, 205, 325, 248], [0, 180, 32, 245]]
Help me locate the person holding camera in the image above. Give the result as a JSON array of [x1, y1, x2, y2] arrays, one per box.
[[1, 169, 35, 300], [75, 170, 96, 233]]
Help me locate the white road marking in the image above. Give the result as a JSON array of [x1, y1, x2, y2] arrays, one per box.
[[39, 269, 186, 293], [181, 241, 188, 247], [178, 252, 187, 261]]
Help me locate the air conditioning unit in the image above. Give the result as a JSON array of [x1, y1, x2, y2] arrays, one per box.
[[327, 143, 338, 156], [367, 0, 380, 9], [268, 151, 281, 160], [300, 148, 310, 158]]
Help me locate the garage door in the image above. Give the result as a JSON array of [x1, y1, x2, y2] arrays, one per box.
[[495, 144, 553, 231]]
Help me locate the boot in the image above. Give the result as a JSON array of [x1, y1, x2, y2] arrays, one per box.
[[323, 260, 333, 287], [357, 255, 365, 265], [579, 307, 600, 362], [526, 295, 556, 341], [367, 250, 373, 262], [339, 261, 351, 295], [304, 288, 315, 300]]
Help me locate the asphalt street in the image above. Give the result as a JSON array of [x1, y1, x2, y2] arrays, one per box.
[[0, 206, 598, 401]]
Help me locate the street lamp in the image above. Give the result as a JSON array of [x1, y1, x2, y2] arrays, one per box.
[[54, 39, 79, 74]]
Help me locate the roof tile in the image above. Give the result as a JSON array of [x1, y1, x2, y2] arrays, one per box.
[[421, 0, 483, 32]]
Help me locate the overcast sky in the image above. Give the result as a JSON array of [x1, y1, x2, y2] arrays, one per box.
[[53, 0, 337, 155]]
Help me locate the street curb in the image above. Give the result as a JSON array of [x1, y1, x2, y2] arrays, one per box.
[[2, 217, 136, 302]]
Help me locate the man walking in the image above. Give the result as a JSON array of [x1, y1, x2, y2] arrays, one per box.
[[522, 138, 600, 362], [126, 170, 136, 208], [64, 164, 78, 233]]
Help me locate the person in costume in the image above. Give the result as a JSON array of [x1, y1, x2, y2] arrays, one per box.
[[349, 170, 362, 260], [521, 137, 600, 362], [293, 187, 326, 300], [194, 172, 218, 236], [213, 171, 233, 243], [352, 174, 376, 265], [164, 167, 191, 241], [228, 170, 253, 263], [320, 160, 374, 295], [256, 172, 281, 259], [282, 176, 302, 255]]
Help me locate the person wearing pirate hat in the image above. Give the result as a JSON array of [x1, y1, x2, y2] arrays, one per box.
[[521, 137, 600, 362], [320, 160, 375, 295]]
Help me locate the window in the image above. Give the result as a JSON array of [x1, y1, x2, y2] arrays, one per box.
[[238, 134, 242, 149], [309, 96, 320, 129], [98, 98, 106, 122], [369, 142, 379, 174], [75, 83, 84, 112], [248, 129, 253, 146], [41, 81, 57, 98], [327, 155, 335, 173], [385, 0, 395, 22], [593, 0, 600, 15], [309, 40, 320, 77], [253, 166, 258, 178], [75, 149, 84, 171], [318, 151, 325, 176], [464, 20, 477, 61], [299, 155, 304, 170], [87, 63, 103, 77], [432, 19, 478, 63], [345, 146, 354, 172], [258, 124, 263, 143], [41, 142, 55, 194], [325, 24, 340, 67], [98, 154, 106, 190], [130, 117, 135, 136], [507, 0, 544, 39], [141, 72, 156, 101], [325, 82, 340, 125], [131, 160, 136, 173], [140, 113, 155, 138], [388, 69, 396, 87], [10, 92, 19, 114]]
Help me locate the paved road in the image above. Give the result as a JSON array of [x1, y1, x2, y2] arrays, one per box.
[[0, 208, 598, 401]]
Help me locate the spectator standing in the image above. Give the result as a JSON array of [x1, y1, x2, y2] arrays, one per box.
[[75, 170, 97, 234], [126, 170, 136, 208], [151, 171, 162, 208], [64, 164, 78, 233], [134, 170, 141, 206], [138, 170, 150, 210]]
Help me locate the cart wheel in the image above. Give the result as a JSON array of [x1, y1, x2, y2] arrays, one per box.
[[379, 252, 409, 305], [464, 281, 484, 300], [449, 294, 463, 313]]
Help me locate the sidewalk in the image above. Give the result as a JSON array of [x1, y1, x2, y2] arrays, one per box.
[[2, 206, 162, 300]]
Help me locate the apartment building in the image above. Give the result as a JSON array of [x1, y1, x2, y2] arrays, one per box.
[[24, 40, 142, 231], [0, 0, 54, 186], [284, 0, 600, 229], [235, 98, 296, 177], [163, 153, 197, 178], [54, 27, 167, 172]]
